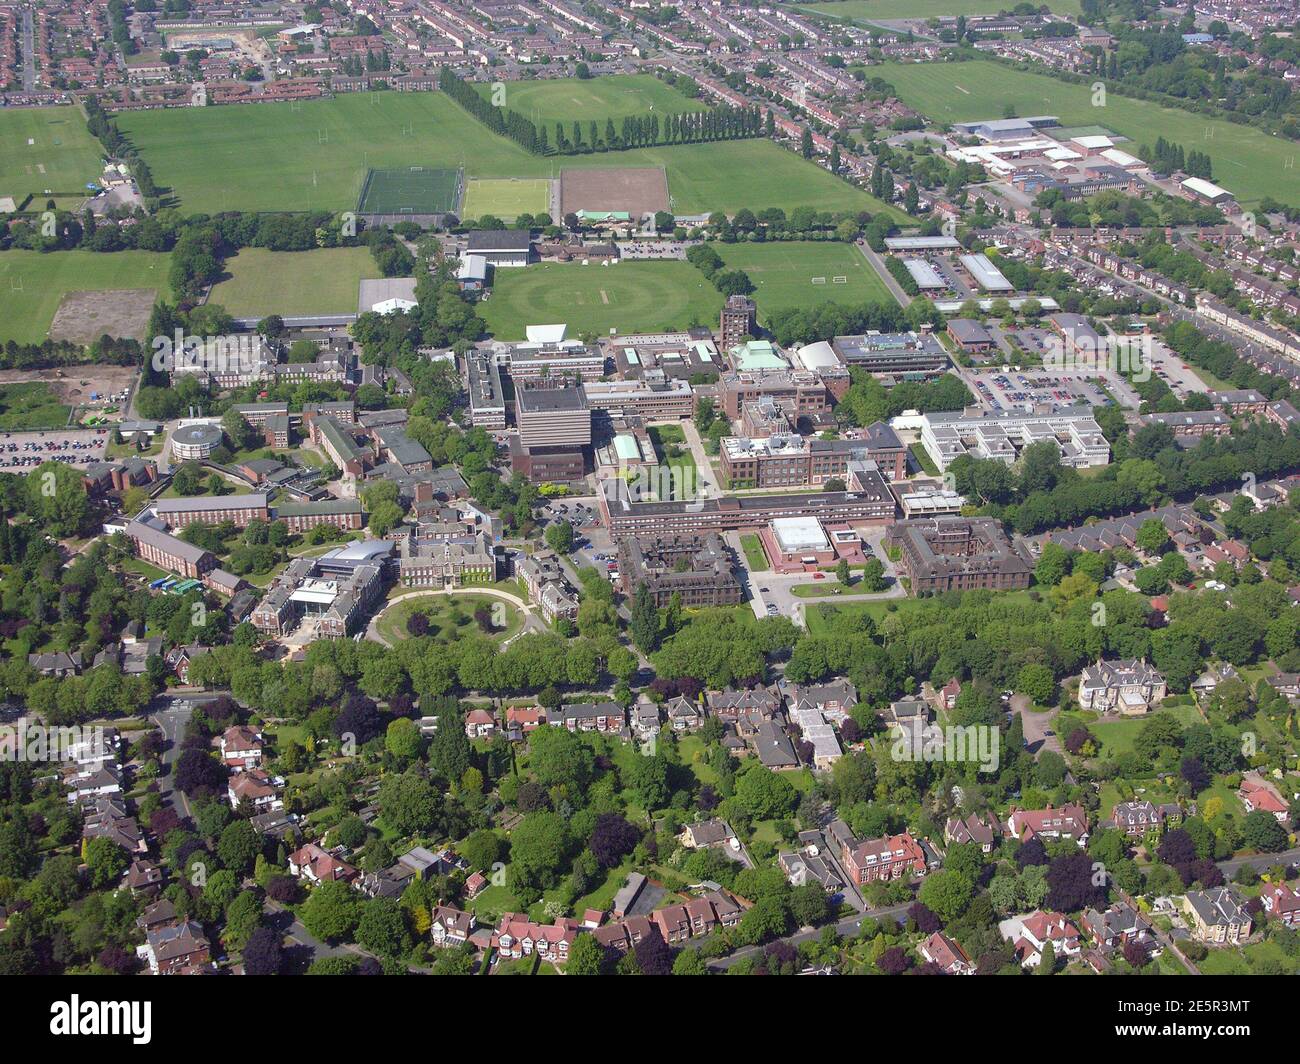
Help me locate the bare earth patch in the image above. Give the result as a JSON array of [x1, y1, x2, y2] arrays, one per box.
[[48, 288, 157, 344], [0, 364, 139, 406], [559, 166, 669, 220]]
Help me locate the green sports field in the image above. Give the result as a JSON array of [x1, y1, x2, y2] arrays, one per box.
[[717, 241, 898, 319], [473, 74, 707, 126], [115, 93, 893, 217], [880, 60, 1299, 207], [794, 0, 1081, 21], [0, 250, 171, 345], [462, 178, 551, 221], [206, 247, 378, 318], [0, 106, 103, 208], [357, 166, 461, 214], [478, 260, 723, 340]]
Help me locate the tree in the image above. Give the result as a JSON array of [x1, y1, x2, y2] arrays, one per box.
[[1045, 852, 1105, 912], [860, 558, 886, 592], [356, 897, 412, 957], [1037, 939, 1055, 974], [1017, 663, 1056, 705], [544, 520, 575, 554], [217, 819, 260, 876], [84, 836, 128, 888], [918, 869, 973, 925], [835, 558, 851, 586], [461, 829, 504, 873], [1241, 809, 1288, 853], [26, 462, 89, 538], [566, 932, 606, 975], [223, 891, 263, 950], [428, 699, 472, 784], [590, 813, 640, 869], [630, 583, 659, 654], [635, 928, 675, 975], [672, 948, 708, 975], [509, 811, 572, 892], [735, 763, 797, 819], [378, 772, 441, 836], [241, 925, 283, 975], [300, 880, 362, 942], [385, 717, 422, 762]]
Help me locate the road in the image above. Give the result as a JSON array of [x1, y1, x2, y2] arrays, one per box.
[[21, 7, 35, 92], [708, 902, 910, 970], [151, 696, 199, 820], [856, 240, 912, 307]]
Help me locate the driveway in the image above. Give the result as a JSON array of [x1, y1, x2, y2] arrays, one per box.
[[1017, 695, 1061, 759]]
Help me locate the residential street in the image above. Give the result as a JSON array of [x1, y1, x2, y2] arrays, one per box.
[[707, 901, 911, 971]]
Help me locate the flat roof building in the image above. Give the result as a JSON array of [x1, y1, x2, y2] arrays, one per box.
[[959, 253, 1015, 293], [918, 409, 1110, 472]]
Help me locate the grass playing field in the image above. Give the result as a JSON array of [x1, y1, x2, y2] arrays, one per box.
[[478, 260, 722, 340], [0, 382, 72, 431], [880, 60, 1299, 207], [115, 93, 893, 217], [206, 247, 378, 318], [794, 0, 1081, 21], [717, 241, 898, 319], [461, 178, 551, 221], [0, 106, 103, 209], [0, 250, 171, 345], [473, 74, 707, 126], [357, 166, 461, 214]]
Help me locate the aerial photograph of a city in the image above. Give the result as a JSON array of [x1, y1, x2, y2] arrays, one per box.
[[0, 0, 1295, 1033]]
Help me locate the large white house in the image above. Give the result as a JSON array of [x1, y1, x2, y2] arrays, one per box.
[[1078, 658, 1166, 715]]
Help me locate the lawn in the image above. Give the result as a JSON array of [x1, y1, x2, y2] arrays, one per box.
[[0, 249, 171, 344], [909, 443, 939, 476], [0, 382, 70, 430], [207, 247, 377, 318], [717, 241, 898, 320], [647, 423, 699, 501], [461, 178, 550, 222], [796, 0, 1080, 21], [1080, 703, 1202, 758], [879, 60, 1298, 207], [0, 106, 103, 208], [373, 592, 523, 646], [739, 533, 769, 571], [480, 260, 722, 340], [117, 93, 890, 216], [473, 74, 707, 126]]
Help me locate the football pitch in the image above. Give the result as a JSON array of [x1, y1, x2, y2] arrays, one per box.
[[461, 178, 551, 221], [880, 60, 1298, 207], [472, 74, 707, 125], [478, 261, 723, 340], [207, 247, 378, 318], [717, 242, 898, 319], [115, 91, 896, 217], [357, 166, 462, 215], [0, 107, 103, 209]]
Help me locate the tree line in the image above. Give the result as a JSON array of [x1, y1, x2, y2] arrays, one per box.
[[438, 68, 764, 156]]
